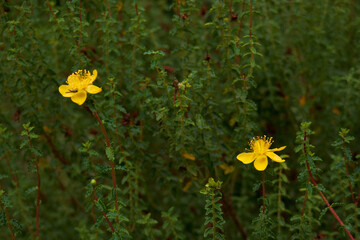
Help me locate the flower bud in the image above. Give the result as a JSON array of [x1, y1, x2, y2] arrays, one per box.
[[90, 179, 97, 186]]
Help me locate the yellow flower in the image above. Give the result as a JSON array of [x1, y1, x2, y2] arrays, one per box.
[[59, 70, 102, 105], [182, 152, 195, 161], [236, 136, 286, 171], [177, 0, 186, 5], [219, 164, 235, 174], [117, 2, 123, 12], [332, 107, 341, 115], [182, 181, 192, 192], [299, 95, 306, 106]]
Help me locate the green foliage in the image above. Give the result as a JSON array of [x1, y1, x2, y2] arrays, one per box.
[[251, 209, 275, 240], [0, 0, 360, 239], [201, 178, 225, 240], [161, 207, 185, 240], [136, 213, 161, 239]]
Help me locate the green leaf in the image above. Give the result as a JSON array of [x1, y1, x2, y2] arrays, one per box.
[[29, 133, 39, 139], [95, 199, 107, 212], [106, 147, 115, 162]]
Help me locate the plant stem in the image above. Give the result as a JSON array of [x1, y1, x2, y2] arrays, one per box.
[[0, 204, 15, 239], [45, 0, 66, 40], [262, 171, 266, 214], [93, 185, 115, 233], [221, 190, 247, 239], [0, 185, 16, 240], [93, 111, 119, 217], [238, 0, 246, 38], [303, 130, 354, 240], [356, 189, 360, 205], [43, 131, 70, 165], [212, 195, 216, 240], [301, 179, 309, 217], [3, 154, 18, 186]]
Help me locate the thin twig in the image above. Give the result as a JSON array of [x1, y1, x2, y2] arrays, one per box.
[[93, 111, 119, 216], [303, 130, 354, 240], [43, 132, 70, 165], [301, 179, 309, 217], [221, 190, 247, 239], [93, 185, 115, 233], [0, 185, 16, 240]]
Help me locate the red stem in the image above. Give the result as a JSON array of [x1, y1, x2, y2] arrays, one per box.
[[221, 190, 247, 239], [303, 131, 354, 240], [93, 111, 111, 147], [135, 4, 140, 24], [0, 185, 16, 240], [45, 0, 57, 22], [175, 1, 181, 17], [0, 203, 16, 239], [93, 111, 119, 214], [43, 131, 70, 165], [238, 0, 246, 38], [356, 189, 360, 205], [93, 186, 115, 233], [3, 155, 19, 186], [249, 0, 253, 41]]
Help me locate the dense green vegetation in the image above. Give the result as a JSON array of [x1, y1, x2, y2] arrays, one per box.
[[1, 0, 359, 239]]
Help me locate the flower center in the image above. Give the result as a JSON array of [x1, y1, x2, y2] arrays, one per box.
[[66, 70, 93, 91], [249, 136, 273, 155]]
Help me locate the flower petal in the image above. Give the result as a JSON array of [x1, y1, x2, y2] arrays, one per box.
[[59, 85, 75, 97], [67, 74, 78, 85], [71, 90, 87, 105], [90, 69, 98, 83], [236, 152, 256, 164], [182, 152, 195, 161], [266, 152, 285, 163], [86, 85, 102, 94], [269, 146, 286, 152], [254, 155, 268, 171]]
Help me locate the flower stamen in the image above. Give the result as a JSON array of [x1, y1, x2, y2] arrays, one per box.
[[237, 135, 286, 171], [59, 69, 101, 105]]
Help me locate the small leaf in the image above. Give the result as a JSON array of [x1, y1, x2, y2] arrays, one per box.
[[106, 147, 115, 162], [95, 199, 107, 212]]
